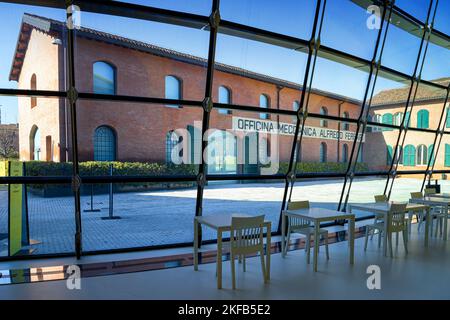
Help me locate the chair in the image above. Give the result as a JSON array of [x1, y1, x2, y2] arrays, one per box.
[[229, 215, 267, 289], [364, 203, 408, 257], [371, 195, 387, 241], [284, 201, 329, 261], [410, 192, 425, 232], [410, 191, 445, 237]]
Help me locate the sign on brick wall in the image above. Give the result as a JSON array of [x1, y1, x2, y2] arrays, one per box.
[[232, 116, 365, 142]]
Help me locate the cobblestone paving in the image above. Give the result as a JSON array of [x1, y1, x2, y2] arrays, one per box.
[[0, 177, 447, 256]]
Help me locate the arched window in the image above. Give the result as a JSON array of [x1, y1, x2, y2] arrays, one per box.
[[417, 110, 429, 129], [394, 112, 403, 126], [320, 142, 327, 163], [387, 145, 393, 165], [417, 144, 427, 165], [30, 126, 40, 160], [373, 114, 382, 132], [31, 74, 37, 108], [320, 107, 328, 128], [218, 86, 231, 115], [403, 145, 416, 166], [293, 100, 300, 111], [165, 75, 182, 108], [342, 112, 349, 131], [445, 144, 450, 167], [94, 126, 116, 161], [166, 131, 182, 164], [259, 94, 269, 120], [382, 113, 393, 131], [93, 61, 116, 94], [342, 144, 348, 162]]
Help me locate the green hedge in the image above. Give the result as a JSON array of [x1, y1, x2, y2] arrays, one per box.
[[277, 162, 368, 174], [24, 161, 198, 196], [24, 161, 198, 177]]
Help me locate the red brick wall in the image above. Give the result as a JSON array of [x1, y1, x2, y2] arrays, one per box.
[[20, 33, 362, 166]]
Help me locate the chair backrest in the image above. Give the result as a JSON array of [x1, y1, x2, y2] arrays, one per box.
[[374, 194, 388, 203], [424, 188, 436, 195], [287, 201, 310, 228], [410, 191, 423, 199], [231, 215, 265, 254], [389, 203, 408, 231]]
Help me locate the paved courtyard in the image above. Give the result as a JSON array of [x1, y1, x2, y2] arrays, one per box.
[[0, 177, 446, 256]]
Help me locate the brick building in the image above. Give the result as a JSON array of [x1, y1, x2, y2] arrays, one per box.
[[10, 14, 448, 174]]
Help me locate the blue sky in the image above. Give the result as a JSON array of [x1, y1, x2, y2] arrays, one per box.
[[0, 0, 448, 124]]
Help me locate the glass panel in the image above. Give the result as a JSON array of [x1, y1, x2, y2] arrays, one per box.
[[0, 4, 67, 91], [214, 31, 308, 111], [395, 0, 431, 23], [0, 182, 7, 257], [74, 11, 209, 101], [208, 109, 297, 176], [76, 100, 202, 175], [398, 132, 436, 171], [347, 176, 389, 219], [381, 16, 423, 76], [421, 41, 450, 82], [309, 56, 369, 116], [433, 1, 450, 35], [220, 0, 316, 39], [81, 181, 196, 251], [390, 176, 424, 202], [358, 123, 400, 173], [4, 183, 75, 256], [113, 0, 212, 15], [295, 118, 359, 173], [290, 178, 345, 211], [202, 179, 284, 240], [321, 0, 379, 60]]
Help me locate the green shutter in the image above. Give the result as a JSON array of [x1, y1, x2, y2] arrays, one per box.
[[417, 110, 429, 129], [382, 113, 393, 131], [387, 145, 393, 165], [446, 108, 450, 128], [445, 144, 450, 167]]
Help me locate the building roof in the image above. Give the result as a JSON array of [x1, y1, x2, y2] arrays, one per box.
[[10, 13, 362, 105], [371, 77, 449, 107]]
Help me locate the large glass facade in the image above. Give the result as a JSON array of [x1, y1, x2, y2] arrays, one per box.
[[0, 0, 448, 260]]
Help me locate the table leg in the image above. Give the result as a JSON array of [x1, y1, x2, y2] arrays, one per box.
[[217, 229, 223, 289], [266, 222, 271, 281], [424, 208, 430, 247], [383, 212, 389, 257], [281, 212, 286, 257], [444, 205, 448, 241], [314, 223, 319, 272], [194, 219, 199, 271], [349, 218, 355, 265]]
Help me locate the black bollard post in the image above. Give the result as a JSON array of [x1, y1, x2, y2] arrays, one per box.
[[84, 163, 101, 212], [102, 163, 121, 220]]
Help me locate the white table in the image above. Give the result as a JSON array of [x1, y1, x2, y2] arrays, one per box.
[[408, 196, 450, 241], [193, 214, 271, 289], [349, 202, 430, 255], [429, 193, 450, 198], [281, 208, 355, 272]]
